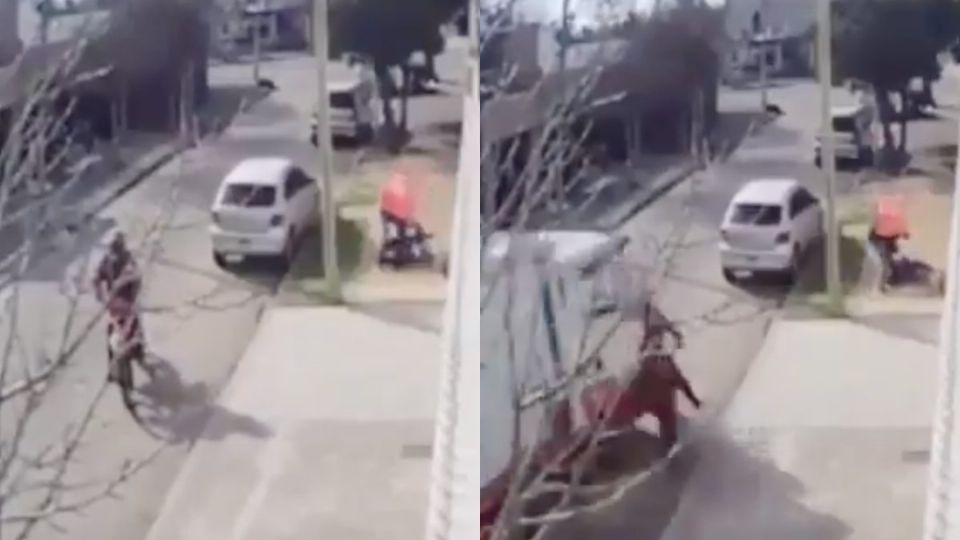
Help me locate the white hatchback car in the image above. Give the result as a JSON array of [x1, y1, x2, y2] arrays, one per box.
[[210, 157, 320, 268], [719, 179, 823, 282]]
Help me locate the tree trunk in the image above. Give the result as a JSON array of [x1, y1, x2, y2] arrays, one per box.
[[373, 62, 396, 132], [399, 64, 411, 132], [922, 76, 937, 108], [875, 88, 896, 150], [425, 51, 438, 82], [897, 88, 909, 152]]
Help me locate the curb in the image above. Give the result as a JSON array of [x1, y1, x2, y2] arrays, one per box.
[[79, 141, 187, 223], [596, 162, 699, 232]]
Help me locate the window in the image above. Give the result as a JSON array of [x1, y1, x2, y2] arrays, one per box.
[[221, 184, 276, 207], [789, 189, 818, 218], [284, 168, 312, 199], [731, 203, 783, 226], [330, 91, 355, 110], [832, 116, 857, 133]]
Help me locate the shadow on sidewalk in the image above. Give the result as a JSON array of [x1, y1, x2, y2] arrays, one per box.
[[129, 356, 272, 444], [543, 426, 851, 540]]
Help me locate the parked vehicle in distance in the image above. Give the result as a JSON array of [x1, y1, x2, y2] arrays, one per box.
[[210, 157, 319, 269], [310, 60, 380, 146], [407, 51, 440, 94], [815, 104, 877, 169], [719, 178, 823, 283]]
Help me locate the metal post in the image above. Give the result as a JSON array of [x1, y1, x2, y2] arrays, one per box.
[[817, 0, 842, 310], [313, 0, 341, 301], [759, 42, 768, 110], [252, 13, 261, 83]]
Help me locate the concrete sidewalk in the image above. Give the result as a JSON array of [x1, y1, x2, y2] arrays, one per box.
[[658, 318, 936, 540], [144, 307, 441, 540]]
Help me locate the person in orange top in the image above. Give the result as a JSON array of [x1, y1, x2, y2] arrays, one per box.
[[870, 195, 909, 291]]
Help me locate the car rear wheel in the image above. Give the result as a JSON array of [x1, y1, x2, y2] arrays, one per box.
[[722, 268, 738, 283], [784, 247, 801, 285], [275, 228, 296, 272], [213, 251, 228, 268], [357, 124, 374, 145]]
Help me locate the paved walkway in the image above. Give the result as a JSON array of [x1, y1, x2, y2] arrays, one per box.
[[657, 318, 936, 540], [144, 307, 441, 540], [338, 156, 454, 304]]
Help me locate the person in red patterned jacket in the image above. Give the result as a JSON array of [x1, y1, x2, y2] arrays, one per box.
[[630, 331, 701, 453]]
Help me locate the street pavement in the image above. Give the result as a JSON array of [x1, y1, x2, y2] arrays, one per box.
[[0, 40, 464, 540]]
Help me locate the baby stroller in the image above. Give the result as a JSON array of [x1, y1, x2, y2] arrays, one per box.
[[378, 172, 435, 269]]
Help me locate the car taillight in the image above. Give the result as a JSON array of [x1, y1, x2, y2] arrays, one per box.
[[211, 211, 220, 225], [270, 214, 284, 227], [720, 230, 729, 242], [775, 231, 791, 244]]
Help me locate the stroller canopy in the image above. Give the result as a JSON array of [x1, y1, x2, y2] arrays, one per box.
[[380, 172, 415, 221]]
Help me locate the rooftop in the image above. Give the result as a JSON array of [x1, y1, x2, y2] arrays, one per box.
[[734, 178, 799, 204], [225, 157, 294, 185]]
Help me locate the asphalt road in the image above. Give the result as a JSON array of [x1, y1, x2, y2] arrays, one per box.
[[0, 41, 464, 540]]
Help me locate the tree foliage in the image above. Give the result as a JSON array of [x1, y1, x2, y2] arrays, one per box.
[[332, 0, 464, 142], [832, 0, 960, 152]]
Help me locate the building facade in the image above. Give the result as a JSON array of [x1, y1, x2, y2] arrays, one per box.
[[722, 0, 817, 79], [0, 0, 210, 153], [481, 21, 720, 225]]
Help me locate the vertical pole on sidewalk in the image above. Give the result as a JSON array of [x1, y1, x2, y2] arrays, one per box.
[[252, 13, 261, 83], [817, 0, 842, 311], [314, 0, 341, 301], [759, 42, 768, 110]]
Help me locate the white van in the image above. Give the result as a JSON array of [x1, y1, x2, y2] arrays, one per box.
[[480, 231, 632, 533], [815, 104, 877, 168], [310, 61, 381, 145]]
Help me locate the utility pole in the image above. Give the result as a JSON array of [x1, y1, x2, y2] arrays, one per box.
[[752, 6, 769, 111], [313, 0, 341, 301], [817, 0, 842, 311], [252, 12, 262, 83], [759, 40, 768, 109]]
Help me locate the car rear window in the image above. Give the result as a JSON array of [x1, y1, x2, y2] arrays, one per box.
[[330, 91, 354, 110], [221, 184, 276, 207], [731, 203, 782, 226], [832, 116, 856, 133]]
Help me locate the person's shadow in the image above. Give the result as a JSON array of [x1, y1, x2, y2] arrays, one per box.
[[128, 356, 272, 444]]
